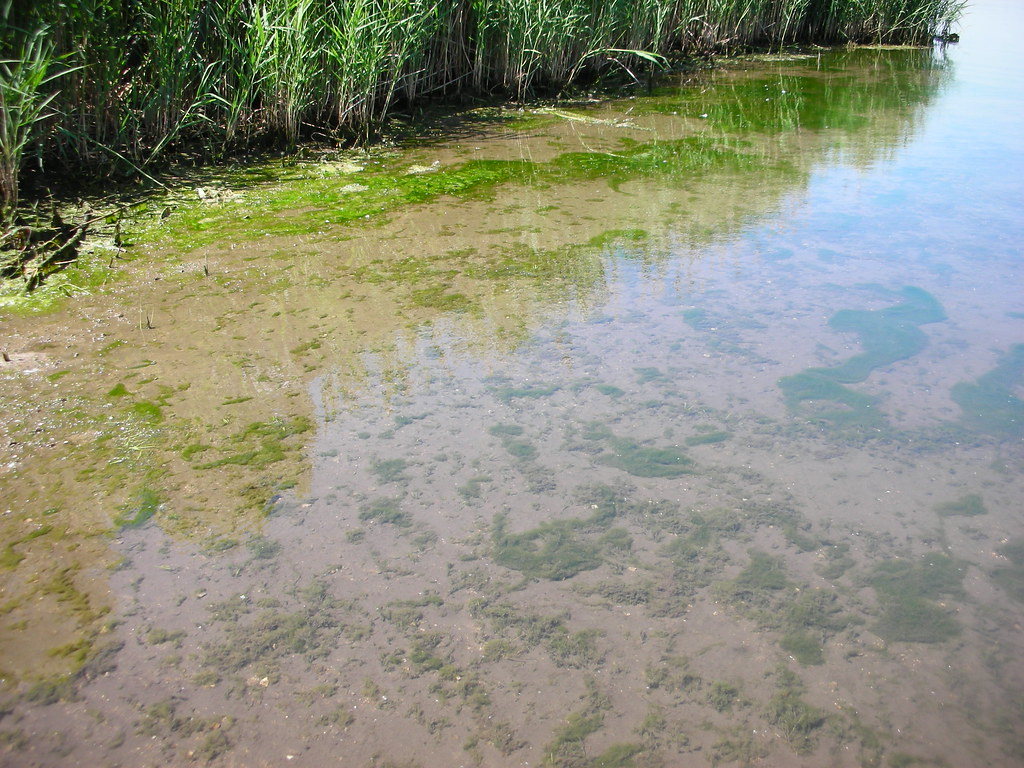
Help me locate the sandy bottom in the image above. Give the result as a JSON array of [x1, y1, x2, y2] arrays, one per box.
[[4, 242, 1023, 767]]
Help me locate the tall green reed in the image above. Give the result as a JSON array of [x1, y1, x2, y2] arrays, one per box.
[[0, 0, 965, 213], [0, 11, 74, 222]]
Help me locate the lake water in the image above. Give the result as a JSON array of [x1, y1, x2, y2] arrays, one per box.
[[0, 1, 1022, 766]]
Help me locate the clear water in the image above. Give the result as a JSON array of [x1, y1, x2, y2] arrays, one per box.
[[1, 1, 1022, 766]]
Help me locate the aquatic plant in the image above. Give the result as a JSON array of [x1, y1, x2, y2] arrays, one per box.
[[868, 553, 964, 643], [370, 457, 409, 483], [491, 512, 612, 580], [685, 430, 731, 446], [779, 287, 944, 434], [707, 681, 741, 712], [951, 344, 1024, 439], [600, 437, 694, 478], [2, 0, 963, 223], [934, 493, 986, 517], [764, 665, 826, 754], [991, 539, 1024, 604], [358, 497, 412, 527], [780, 630, 824, 665], [115, 486, 161, 528], [192, 416, 310, 471]]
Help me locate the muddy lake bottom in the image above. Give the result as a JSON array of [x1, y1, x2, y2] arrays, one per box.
[[1, 24, 1024, 768], [5, 271, 1023, 768]]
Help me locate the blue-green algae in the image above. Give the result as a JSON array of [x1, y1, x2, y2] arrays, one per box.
[[991, 539, 1024, 604], [934, 494, 986, 517], [779, 287, 944, 433], [951, 344, 1024, 439], [358, 497, 411, 527], [115, 486, 161, 527], [492, 383, 560, 403], [600, 438, 694, 478], [490, 490, 627, 581], [868, 553, 963, 643], [685, 430, 731, 446]]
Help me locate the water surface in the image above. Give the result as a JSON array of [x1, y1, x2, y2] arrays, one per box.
[[0, 1, 1022, 766]]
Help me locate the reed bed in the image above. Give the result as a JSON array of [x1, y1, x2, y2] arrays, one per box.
[[1, 0, 964, 221]]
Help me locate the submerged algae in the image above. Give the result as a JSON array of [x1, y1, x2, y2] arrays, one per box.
[[152, 132, 788, 253], [868, 553, 964, 643], [934, 494, 986, 517], [951, 344, 1024, 439], [991, 540, 1024, 604], [779, 287, 944, 434]]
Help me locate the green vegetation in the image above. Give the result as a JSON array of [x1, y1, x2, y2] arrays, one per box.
[[764, 666, 826, 754], [490, 506, 625, 581], [193, 417, 311, 470], [1, 0, 963, 226], [541, 679, 625, 767], [457, 475, 491, 501], [199, 581, 358, 683], [934, 493, 986, 517], [991, 539, 1024, 604], [114, 485, 161, 528], [780, 630, 825, 665], [489, 485, 630, 584], [470, 598, 604, 667], [504, 440, 538, 461], [488, 424, 524, 437], [718, 552, 854, 664], [868, 553, 963, 643], [492, 383, 560, 403], [370, 458, 409, 483], [358, 497, 411, 528], [600, 437, 694, 478], [707, 681, 741, 712], [685, 430, 731, 446], [951, 344, 1024, 439], [779, 287, 945, 434]]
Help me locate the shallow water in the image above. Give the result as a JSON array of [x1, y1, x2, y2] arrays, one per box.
[[1, 1, 1023, 766]]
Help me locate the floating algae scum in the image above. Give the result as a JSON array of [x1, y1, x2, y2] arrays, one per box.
[[2, 9, 1024, 768]]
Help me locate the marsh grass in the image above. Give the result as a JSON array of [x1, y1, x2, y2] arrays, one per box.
[[3, 0, 963, 224]]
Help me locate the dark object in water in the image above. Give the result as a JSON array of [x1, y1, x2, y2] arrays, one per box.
[[935, 32, 960, 43], [0, 212, 90, 291]]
